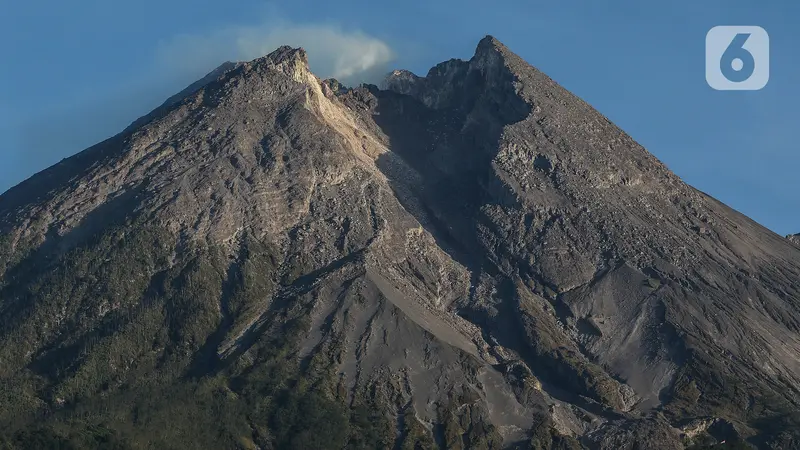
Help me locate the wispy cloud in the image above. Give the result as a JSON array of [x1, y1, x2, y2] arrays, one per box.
[[156, 19, 396, 85]]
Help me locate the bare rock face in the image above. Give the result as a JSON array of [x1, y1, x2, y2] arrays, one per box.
[[789, 233, 800, 245], [1, 36, 799, 449]]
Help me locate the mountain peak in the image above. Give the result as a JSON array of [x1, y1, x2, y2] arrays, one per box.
[[475, 34, 505, 54], [262, 45, 308, 65], [251, 45, 311, 82], [382, 37, 526, 112]]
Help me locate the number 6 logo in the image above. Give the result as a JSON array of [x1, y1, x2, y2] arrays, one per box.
[[706, 26, 769, 91]]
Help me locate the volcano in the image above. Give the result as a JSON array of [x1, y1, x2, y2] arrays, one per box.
[[1, 37, 799, 449]]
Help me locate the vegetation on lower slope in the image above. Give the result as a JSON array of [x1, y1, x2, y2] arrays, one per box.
[[2, 218, 793, 449], [2, 221, 557, 449]]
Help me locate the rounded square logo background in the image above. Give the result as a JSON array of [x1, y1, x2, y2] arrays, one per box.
[[706, 26, 769, 91]]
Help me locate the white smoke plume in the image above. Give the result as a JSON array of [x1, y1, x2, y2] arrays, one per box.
[[157, 19, 396, 85]]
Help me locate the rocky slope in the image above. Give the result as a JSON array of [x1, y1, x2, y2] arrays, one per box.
[[0, 37, 799, 449]]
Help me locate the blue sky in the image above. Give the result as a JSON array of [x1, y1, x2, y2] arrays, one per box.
[[0, 0, 797, 234]]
